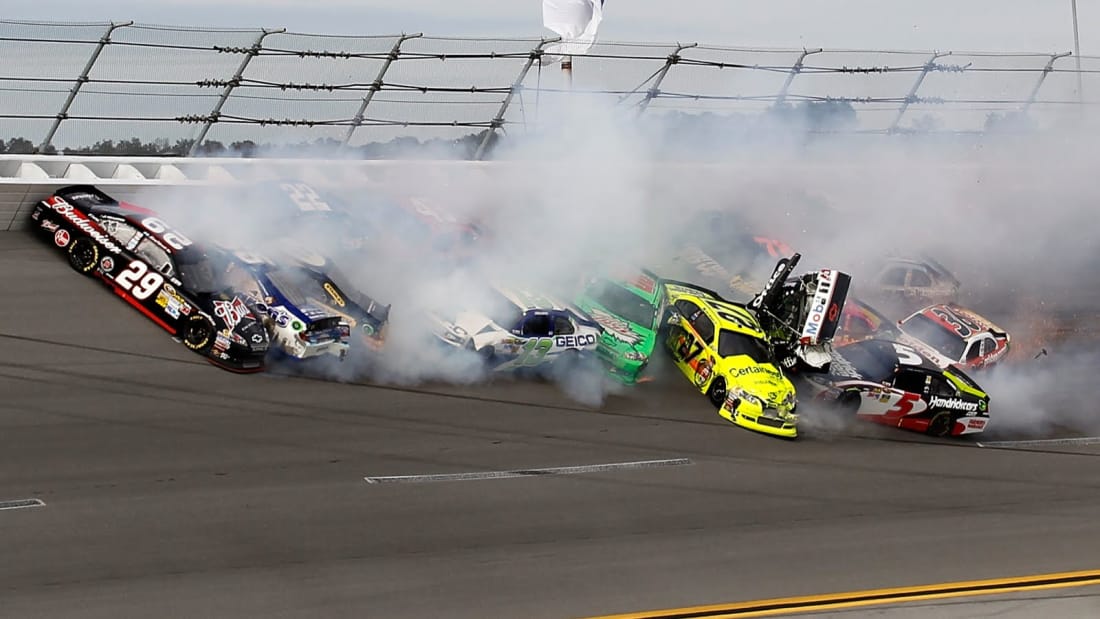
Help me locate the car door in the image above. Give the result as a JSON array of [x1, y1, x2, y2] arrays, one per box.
[[511, 311, 553, 367]]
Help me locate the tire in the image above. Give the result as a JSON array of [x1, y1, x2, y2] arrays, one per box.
[[926, 411, 953, 437], [838, 392, 861, 414], [476, 346, 495, 363], [67, 236, 98, 275], [706, 377, 727, 407], [182, 315, 215, 352]]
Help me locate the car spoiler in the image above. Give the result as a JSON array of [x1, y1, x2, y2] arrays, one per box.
[[55, 184, 119, 207]]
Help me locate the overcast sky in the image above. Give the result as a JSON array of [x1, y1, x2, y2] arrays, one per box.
[[8, 1, 1100, 54]]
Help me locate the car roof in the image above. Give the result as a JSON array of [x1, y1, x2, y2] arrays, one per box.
[[836, 338, 941, 380]]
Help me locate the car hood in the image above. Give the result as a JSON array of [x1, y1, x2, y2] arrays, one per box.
[[721, 360, 794, 409], [583, 306, 656, 358]]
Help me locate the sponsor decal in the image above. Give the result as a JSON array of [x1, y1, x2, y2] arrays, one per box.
[[213, 331, 232, 352], [800, 269, 836, 343], [48, 198, 123, 254], [53, 229, 70, 247], [362, 323, 375, 336], [749, 259, 790, 311], [323, 282, 346, 307], [694, 357, 713, 386], [100, 256, 115, 272], [291, 320, 303, 331], [40, 220, 59, 232], [629, 273, 657, 294], [967, 418, 987, 429], [588, 307, 643, 346], [733, 365, 782, 379], [251, 333, 264, 344], [212, 296, 252, 330], [155, 285, 192, 319], [555, 333, 597, 348], [929, 395, 980, 412]]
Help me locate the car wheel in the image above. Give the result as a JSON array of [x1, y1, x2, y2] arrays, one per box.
[[182, 315, 215, 352], [67, 236, 98, 275], [476, 346, 495, 363], [706, 377, 727, 407], [926, 411, 954, 437], [839, 392, 861, 414]]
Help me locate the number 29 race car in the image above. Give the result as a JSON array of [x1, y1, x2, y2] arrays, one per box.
[[30, 185, 271, 372]]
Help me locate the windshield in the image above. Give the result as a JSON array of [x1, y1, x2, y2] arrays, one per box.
[[903, 313, 966, 360], [585, 279, 656, 327], [717, 329, 773, 363], [134, 238, 174, 277], [176, 247, 233, 294]]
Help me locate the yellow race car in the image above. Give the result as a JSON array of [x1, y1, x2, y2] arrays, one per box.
[[663, 281, 798, 438]]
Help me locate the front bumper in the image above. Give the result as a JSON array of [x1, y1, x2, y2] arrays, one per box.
[[718, 397, 798, 439]]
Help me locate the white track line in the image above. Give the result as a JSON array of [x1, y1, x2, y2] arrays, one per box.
[[977, 437, 1100, 449], [0, 498, 45, 511], [364, 458, 694, 484]]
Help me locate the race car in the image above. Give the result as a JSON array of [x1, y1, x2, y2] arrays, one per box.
[[868, 256, 961, 311], [430, 286, 601, 373], [29, 185, 270, 372], [800, 339, 991, 437], [833, 297, 900, 347], [573, 269, 667, 384], [663, 281, 798, 438], [669, 223, 795, 302], [897, 303, 1010, 370], [251, 180, 483, 265], [230, 249, 389, 359], [746, 254, 851, 373]]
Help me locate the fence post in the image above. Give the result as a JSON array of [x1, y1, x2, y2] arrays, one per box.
[[889, 51, 949, 132], [1021, 52, 1071, 113], [473, 38, 559, 161], [188, 28, 284, 156], [37, 21, 133, 154], [636, 42, 698, 116], [774, 47, 822, 106], [340, 33, 422, 150]]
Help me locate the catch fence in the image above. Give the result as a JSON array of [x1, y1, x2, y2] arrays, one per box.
[[3, 19, 1100, 158]]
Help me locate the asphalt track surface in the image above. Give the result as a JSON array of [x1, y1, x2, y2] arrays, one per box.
[[5, 232, 1100, 619]]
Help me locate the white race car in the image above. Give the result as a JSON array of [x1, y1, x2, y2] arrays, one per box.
[[897, 303, 1010, 371], [431, 286, 601, 371]]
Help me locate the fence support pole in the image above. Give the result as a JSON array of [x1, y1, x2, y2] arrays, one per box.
[[340, 33, 422, 150], [38, 21, 133, 154], [1021, 52, 1071, 113], [636, 42, 697, 116], [188, 28, 284, 156], [473, 37, 559, 161], [774, 47, 822, 106], [889, 51, 949, 132]]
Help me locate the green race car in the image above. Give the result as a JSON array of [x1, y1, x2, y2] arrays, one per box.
[[575, 270, 666, 384]]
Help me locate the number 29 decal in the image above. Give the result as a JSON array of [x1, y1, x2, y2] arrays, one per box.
[[115, 260, 164, 300]]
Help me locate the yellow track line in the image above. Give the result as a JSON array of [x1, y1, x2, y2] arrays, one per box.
[[586, 568, 1100, 619]]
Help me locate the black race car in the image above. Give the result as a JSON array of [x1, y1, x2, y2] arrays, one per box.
[[29, 185, 270, 372], [798, 339, 991, 437]]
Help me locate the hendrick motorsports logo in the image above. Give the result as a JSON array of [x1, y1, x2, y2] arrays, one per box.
[[929, 395, 980, 413]]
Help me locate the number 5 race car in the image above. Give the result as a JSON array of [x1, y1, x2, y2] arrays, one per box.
[[799, 339, 991, 437], [663, 281, 798, 438], [29, 185, 270, 372]]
